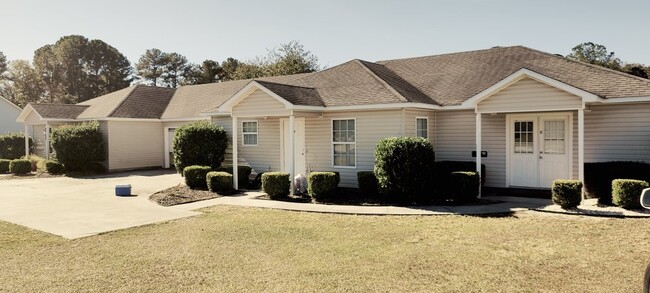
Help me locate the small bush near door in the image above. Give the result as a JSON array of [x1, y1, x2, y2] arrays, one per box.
[[308, 172, 339, 201], [449, 172, 480, 204], [262, 172, 290, 199], [215, 166, 253, 188], [9, 159, 32, 175], [0, 159, 10, 173], [357, 171, 378, 195], [173, 121, 228, 174], [551, 180, 583, 209], [45, 160, 65, 174], [585, 162, 650, 205], [612, 179, 649, 210], [183, 166, 212, 189], [206, 171, 234, 194]]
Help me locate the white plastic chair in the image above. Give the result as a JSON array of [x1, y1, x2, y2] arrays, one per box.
[[640, 188, 650, 209]]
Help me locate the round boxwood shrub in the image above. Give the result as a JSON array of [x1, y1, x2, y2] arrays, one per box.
[[308, 172, 339, 201], [183, 165, 212, 189], [45, 160, 65, 174], [552, 179, 583, 209], [215, 165, 252, 188], [0, 132, 33, 160], [0, 159, 10, 173], [50, 121, 105, 172], [357, 171, 378, 195], [206, 171, 234, 194], [262, 172, 290, 199], [9, 159, 32, 175], [173, 121, 228, 174], [612, 179, 649, 209], [449, 171, 480, 204], [374, 137, 435, 203]]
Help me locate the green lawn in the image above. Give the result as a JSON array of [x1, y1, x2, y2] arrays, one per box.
[[0, 206, 648, 292]]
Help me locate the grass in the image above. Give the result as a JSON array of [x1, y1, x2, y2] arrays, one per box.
[[0, 207, 648, 292]]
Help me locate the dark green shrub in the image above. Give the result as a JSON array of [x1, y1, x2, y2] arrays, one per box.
[[585, 162, 650, 205], [0, 132, 32, 160], [215, 165, 252, 187], [552, 180, 583, 209], [0, 159, 10, 173], [357, 171, 378, 195], [434, 161, 486, 185], [374, 137, 435, 203], [206, 171, 234, 194], [183, 165, 212, 189], [612, 179, 649, 209], [173, 121, 228, 174], [9, 159, 31, 175], [449, 171, 480, 204], [45, 160, 65, 174], [308, 172, 339, 201], [50, 121, 105, 172], [262, 172, 290, 199]]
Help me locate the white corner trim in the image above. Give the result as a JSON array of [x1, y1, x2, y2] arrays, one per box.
[[462, 68, 603, 108]]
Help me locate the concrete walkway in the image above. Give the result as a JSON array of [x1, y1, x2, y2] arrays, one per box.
[[0, 170, 199, 239]]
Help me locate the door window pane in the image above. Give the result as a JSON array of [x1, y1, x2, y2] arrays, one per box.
[[543, 120, 565, 154], [514, 121, 534, 154]]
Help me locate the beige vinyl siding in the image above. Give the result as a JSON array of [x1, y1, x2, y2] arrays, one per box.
[[435, 110, 476, 162], [25, 111, 42, 124], [404, 109, 435, 145], [481, 114, 506, 187], [31, 125, 46, 157], [477, 77, 582, 113], [585, 104, 650, 162], [305, 110, 403, 187], [0, 100, 21, 134], [99, 121, 110, 169], [232, 89, 290, 117], [106, 121, 163, 170]]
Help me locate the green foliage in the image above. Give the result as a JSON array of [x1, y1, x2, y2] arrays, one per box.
[[183, 166, 212, 189], [0, 159, 10, 173], [374, 137, 435, 203], [568, 42, 621, 70], [262, 172, 290, 199], [50, 121, 105, 172], [0, 51, 6, 77], [434, 161, 486, 185], [0, 60, 45, 107], [206, 171, 234, 194], [357, 171, 378, 195], [215, 166, 252, 187], [308, 172, 339, 201], [0, 132, 32, 159], [172, 121, 228, 174], [612, 179, 649, 210], [45, 160, 65, 174], [449, 172, 480, 204], [136, 49, 194, 87], [552, 180, 583, 209], [185, 60, 223, 85], [584, 162, 650, 205], [9, 159, 31, 175]]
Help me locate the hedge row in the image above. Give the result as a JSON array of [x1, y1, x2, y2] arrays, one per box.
[[0, 133, 32, 160], [50, 121, 105, 172]]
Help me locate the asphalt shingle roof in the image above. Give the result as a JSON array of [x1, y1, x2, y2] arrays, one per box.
[[29, 104, 89, 119], [110, 86, 176, 118]]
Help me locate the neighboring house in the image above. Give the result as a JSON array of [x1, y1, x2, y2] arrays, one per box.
[[15, 46, 650, 191], [0, 96, 22, 134]]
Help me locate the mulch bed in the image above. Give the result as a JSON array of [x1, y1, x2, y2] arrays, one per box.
[[150, 184, 221, 207], [0, 172, 64, 180]]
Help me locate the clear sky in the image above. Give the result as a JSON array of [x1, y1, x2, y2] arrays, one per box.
[[2, 0, 649, 67]]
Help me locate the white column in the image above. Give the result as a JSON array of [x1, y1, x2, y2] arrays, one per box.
[[476, 113, 482, 198], [232, 116, 239, 190], [44, 123, 50, 160], [289, 114, 295, 196], [24, 125, 29, 157], [578, 108, 585, 200]]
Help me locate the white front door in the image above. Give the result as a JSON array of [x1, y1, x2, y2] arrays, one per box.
[[509, 114, 571, 188], [281, 118, 306, 177]]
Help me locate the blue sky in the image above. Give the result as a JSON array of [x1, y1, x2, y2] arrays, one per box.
[[2, 0, 649, 67]]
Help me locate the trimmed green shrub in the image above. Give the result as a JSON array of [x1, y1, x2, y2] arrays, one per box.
[[449, 171, 480, 204], [357, 171, 378, 195], [206, 171, 234, 194], [262, 172, 290, 199], [183, 165, 212, 189], [612, 179, 649, 209], [308, 172, 339, 201], [0, 159, 10, 173], [0, 132, 32, 160], [374, 137, 435, 203], [215, 165, 253, 187], [552, 180, 583, 209], [173, 121, 228, 174], [45, 160, 65, 174], [434, 161, 486, 185], [50, 121, 105, 172], [9, 159, 31, 175], [585, 162, 650, 205]]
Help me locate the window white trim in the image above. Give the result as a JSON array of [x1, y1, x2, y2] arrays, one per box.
[[331, 118, 357, 168], [415, 117, 428, 139], [241, 120, 258, 146]]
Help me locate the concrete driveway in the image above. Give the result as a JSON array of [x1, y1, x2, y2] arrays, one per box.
[[0, 170, 200, 239]]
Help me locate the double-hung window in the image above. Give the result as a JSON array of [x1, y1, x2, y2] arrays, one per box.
[[416, 117, 428, 139], [332, 119, 356, 167], [242, 121, 258, 146]]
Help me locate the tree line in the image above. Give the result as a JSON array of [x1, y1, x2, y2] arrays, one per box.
[[0, 35, 320, 107]]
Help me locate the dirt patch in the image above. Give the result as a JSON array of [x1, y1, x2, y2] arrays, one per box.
[[0, 172, 64, 180], [150, 184, 221, 206]]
